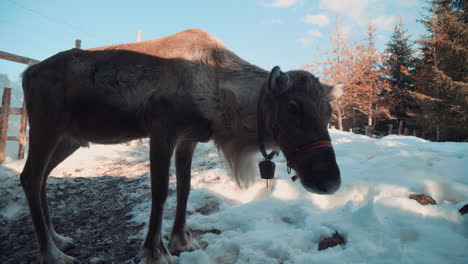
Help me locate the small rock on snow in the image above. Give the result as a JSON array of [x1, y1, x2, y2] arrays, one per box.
[[409, 194, 436, 205], [318, 232, 346, 251], [459, 204, 468, 215]]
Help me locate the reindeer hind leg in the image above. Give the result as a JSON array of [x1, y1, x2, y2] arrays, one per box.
[[21, 129, 79, 264], [41, 138, 81, 251]]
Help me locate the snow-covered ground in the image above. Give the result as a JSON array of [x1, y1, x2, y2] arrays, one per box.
[[1, 130, 467, 263]]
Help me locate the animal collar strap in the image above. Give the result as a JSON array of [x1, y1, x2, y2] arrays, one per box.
[[294, 141, 332, 152], [257, 82, 278, 185], [287, 140, 333, 181], [274, 125, 332, 155], [274, 125, 332, 180]]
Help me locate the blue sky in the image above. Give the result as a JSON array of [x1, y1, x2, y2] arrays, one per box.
[[1, 0, 426, 82]]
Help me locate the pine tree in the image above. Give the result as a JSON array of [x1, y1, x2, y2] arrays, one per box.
[[384, 21, 418, 123], [409, 0, 468, 141], [385, 21, 417, 92]]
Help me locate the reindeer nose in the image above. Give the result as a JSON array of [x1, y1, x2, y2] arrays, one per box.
[[317, 177, 340, 194], [294, 147, 341, 195], [302, 176, 340, 194]]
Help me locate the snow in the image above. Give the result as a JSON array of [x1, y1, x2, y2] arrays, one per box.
[[1, 130, 467, 263]]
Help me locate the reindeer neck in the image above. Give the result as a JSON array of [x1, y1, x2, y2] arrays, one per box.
[[214, 61, 276, 147]]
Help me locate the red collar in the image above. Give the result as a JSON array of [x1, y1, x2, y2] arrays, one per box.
[[274, 125, 332, 155], [294, 141, 332, 153]]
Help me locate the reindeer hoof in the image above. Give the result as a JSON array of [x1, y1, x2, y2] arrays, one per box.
[[169, 229, 201, 255], [53, 233, 78, 251], [134, 243, 174, 264], [39, 248, 80, 264]]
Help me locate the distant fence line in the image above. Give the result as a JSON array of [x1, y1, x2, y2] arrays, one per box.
[[341, 120, 421, 139], [0, 51, 38, 163], [0, 87, 28, 163], [0, 40, 81, 163]]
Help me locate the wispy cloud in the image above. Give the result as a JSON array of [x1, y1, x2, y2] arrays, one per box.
[[305, 29, 323, 38], [337, 24, 353, 40], [297, 29, 323, 48], [373, 15, 398, 31], [319, 0, 369, 21], [297, 37, 314, 47], [318, 0, 400, 37], [301, 13, 330, 27], [263, 0, 301, 8]]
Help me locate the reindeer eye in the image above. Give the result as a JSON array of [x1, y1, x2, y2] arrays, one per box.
[[287, 100, 301, 115]]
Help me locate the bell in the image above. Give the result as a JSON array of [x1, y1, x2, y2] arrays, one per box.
[[259, 159, 275, 180]]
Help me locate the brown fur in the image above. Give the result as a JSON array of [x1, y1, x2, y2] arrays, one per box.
[[87, 29, 271, 185]]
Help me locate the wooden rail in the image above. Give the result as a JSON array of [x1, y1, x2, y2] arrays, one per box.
[[0, 50, 37, 163], [0, 50, 36, 163], [0, 88, 28, 163], [0, 51, 40, 65], [0, 40, 83, 163]]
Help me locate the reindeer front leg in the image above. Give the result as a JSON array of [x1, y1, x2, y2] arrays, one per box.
[[169, 141, 200, 254], [135, 126, 176, 264]]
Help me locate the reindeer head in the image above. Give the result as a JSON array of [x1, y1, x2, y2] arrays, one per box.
[[259, 66, 343, 194]]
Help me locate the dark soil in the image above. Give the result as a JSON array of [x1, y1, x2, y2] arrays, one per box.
[[0, 175, 159, 264], [0, 144, 227, 264]]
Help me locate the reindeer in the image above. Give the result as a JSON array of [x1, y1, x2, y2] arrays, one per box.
[[20, 29, 343, 263]]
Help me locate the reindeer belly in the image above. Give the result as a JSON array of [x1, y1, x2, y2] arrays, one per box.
[[67, 96, 147, 144]]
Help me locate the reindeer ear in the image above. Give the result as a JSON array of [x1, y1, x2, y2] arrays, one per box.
[[321, 81, 344, 102], [268, 66, 289, 96]]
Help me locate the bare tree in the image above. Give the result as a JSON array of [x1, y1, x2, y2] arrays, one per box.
[[303, 16, 355, 130], [347, 23, 392, 129]]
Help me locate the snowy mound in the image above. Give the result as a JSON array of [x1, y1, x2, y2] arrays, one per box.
[[1, 130, 467, 263]]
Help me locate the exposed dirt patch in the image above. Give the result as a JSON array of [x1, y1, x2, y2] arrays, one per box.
[[0, 144, 226, 264], [0, 174, 173, 264]]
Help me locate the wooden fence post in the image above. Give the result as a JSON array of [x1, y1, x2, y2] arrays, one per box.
[[0, 88, 12, 163], [18, 102, 28, 159], [136, 30, 142, 42], [398, 120, 403, 135], [75, 39, 81, 49], [388, 124, 393, 135], [366, 125, 373, 137]]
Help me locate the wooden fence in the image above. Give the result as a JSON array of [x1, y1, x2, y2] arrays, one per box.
[[336, 120, 420, 139], [364, 120, 420, 138], [0, 51, 39, 163], [0, 41, 80, 163], [0, 51, 40, 65], [0, 88, 28, 163]]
